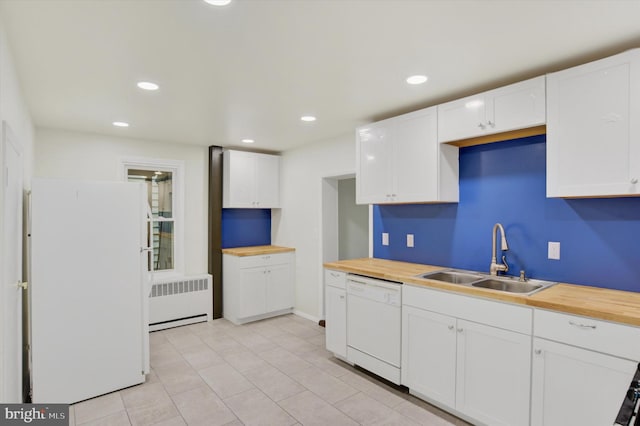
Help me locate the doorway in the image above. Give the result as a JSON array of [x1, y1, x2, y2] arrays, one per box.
[[320, 174, 369, 318]]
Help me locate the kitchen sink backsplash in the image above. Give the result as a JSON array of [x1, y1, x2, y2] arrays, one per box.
[[374, 135, 640, 292]]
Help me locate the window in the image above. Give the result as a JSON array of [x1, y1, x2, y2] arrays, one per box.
[[122, 158, 184, 276]]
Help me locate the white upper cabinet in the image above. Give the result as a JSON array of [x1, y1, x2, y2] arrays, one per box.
[[546, 49, 640, 197], [438, 76, 546, 143], [356, 106, 459, 204], [223, 150, 280, 208]]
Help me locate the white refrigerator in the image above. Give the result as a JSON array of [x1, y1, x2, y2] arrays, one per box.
[[29, 178, 150, 404]]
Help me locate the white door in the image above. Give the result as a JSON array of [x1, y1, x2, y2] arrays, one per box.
[[356, 122, 392, 204], [238, 267, 266, 318], [1, 121, 23, 402], [401, 306, 456, 407], [437, 94, 486, 142], [255, 154, 279, 208], [266, 262, 292, 312], [531, 337, 636, 426], [324, 285, 346, 358], [489, 76, 546, 133], [456, 320, 531, 426]]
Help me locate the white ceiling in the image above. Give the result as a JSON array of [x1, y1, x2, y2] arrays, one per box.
[[1, 0, 640, 152]]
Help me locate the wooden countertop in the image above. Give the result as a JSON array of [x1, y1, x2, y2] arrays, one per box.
[[222, 245, 295, 257], [324, 258, 640, 327]]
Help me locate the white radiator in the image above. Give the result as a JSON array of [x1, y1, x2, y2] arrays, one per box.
[[149, 274, 213, 331]]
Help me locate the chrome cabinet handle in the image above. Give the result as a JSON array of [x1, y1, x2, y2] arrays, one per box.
[[448, 325, 455, 331], [534, 349, 542, 355], [569, 321, 597, 329], [457, 328, 463, 333], [631, 178, 638, 184], [487, 120, 495, 127], [478, 123, 486, 129]]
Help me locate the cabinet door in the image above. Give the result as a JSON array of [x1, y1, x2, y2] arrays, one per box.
[[401, 306, 457, 407], [356, 122, 393, 204], [531, 338, 636, 426], [255, 154, 280, 208], [238, 267, 267, 318], [265, 262, 293, 312], [224, 151, 256, 208], [456, 320, 531, 426], [437, 94, 486, 143], [325, 285, 347, 358], [393, 107, 439, 203], [488, 76, 545, 134], [547, 50, 640, 197]]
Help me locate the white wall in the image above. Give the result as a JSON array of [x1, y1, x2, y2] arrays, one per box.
[[272, 133, 355, 320], [34, 128, 208, 276], [338, 178, 368, 260]]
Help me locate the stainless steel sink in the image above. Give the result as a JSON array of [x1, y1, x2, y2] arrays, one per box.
[[417, 269, 555, 296], [472, 279, 542, 294], [420, 271, 483, 285]]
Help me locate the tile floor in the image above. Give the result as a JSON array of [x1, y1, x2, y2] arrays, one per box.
[[70, 314, 470, 426]]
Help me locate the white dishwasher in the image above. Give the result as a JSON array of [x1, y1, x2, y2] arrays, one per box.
[[346, 274, 402, 384]]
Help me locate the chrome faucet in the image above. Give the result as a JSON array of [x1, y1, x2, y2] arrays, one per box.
[[490, 223, 509, 276]]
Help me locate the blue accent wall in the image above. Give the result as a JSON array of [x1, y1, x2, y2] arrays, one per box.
[[221, 208, 271, 248], [373, 135, 640, 292]]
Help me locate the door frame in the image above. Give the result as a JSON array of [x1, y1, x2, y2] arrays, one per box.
[[1, 120, 24, 402], [319, 171, 371, 319]]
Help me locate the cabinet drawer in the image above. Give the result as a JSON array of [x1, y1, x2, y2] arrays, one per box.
[[324, 269, 347, 289], [534, 309, 640, 361], [403, 285, 532, 334], [236, 252, 292, 268]]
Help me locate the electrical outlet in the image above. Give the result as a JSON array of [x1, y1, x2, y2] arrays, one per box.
[[382, 233, 389, 246], [407, 234, 414, 248], [548, 241, 560, 260]]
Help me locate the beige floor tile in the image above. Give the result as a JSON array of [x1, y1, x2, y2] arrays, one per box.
[[277, 321, 324, 339], [171, 386, 237, 426], [76, 410, 131, 426], [222, 349, 269, 373], [179, 343, 225, 370], [165, 331, 204, 350], [68, 406, 76, 426], [335, 392, 418, 425], [150, 344, 184, 369], [306, 333, 327, 347], [155, 359, 208, 395], [258, 346, 314, 375], [304, 349, 353, 377], [249, 321, 287, 338], [223, 388, 297, 426], [198, 362, 255, 398], [202, 334, 246, 355], [243, 364, 306, 402], [395, 398, 469, 426], [121, 382, 179, 426], [149, 331, 169, 347], [338, 369, 407, 408], [232, 330, 279, 353], [74, 392, 125, 425], [272, 333, 319, 355], [279, 390, 359, 426], [151, 417, 187, 426], [289, 366, 359, 404]]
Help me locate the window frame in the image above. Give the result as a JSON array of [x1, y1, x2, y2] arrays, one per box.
[[121, 157, 185, 278]]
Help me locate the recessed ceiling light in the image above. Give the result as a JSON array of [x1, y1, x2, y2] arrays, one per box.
[[112, 121, 129, 127], [137, 81, 159, 91], [406, 75, 428, 85], [300, 116, 316, 122], [242, 139, 255, 144], [203, 0, 232, 5]]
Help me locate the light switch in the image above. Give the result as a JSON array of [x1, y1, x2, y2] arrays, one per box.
[[382, 233, 389, 246], [407, 234, 414, 248], [548, 242, 560, 260]]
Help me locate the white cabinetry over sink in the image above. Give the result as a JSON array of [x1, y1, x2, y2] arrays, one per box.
[[356, 106, 459, 204], [223, 150, 280, 208], [402, 285, 532, 426], [223, 251, 294, 324], [437, 76, 546, 143], [546, 48, 640, 197]]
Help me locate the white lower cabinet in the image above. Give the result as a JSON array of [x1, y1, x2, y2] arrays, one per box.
[[324, 269, 347, 358], [223, 252, 294, 324], [402, 285, 531, 426], [531, 309, 640, 425]]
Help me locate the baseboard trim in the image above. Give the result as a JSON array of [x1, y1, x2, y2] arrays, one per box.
[[293, 310, 321, 323]]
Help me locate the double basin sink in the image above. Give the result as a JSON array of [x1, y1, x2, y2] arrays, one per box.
[[417, 269, 555, 296]]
